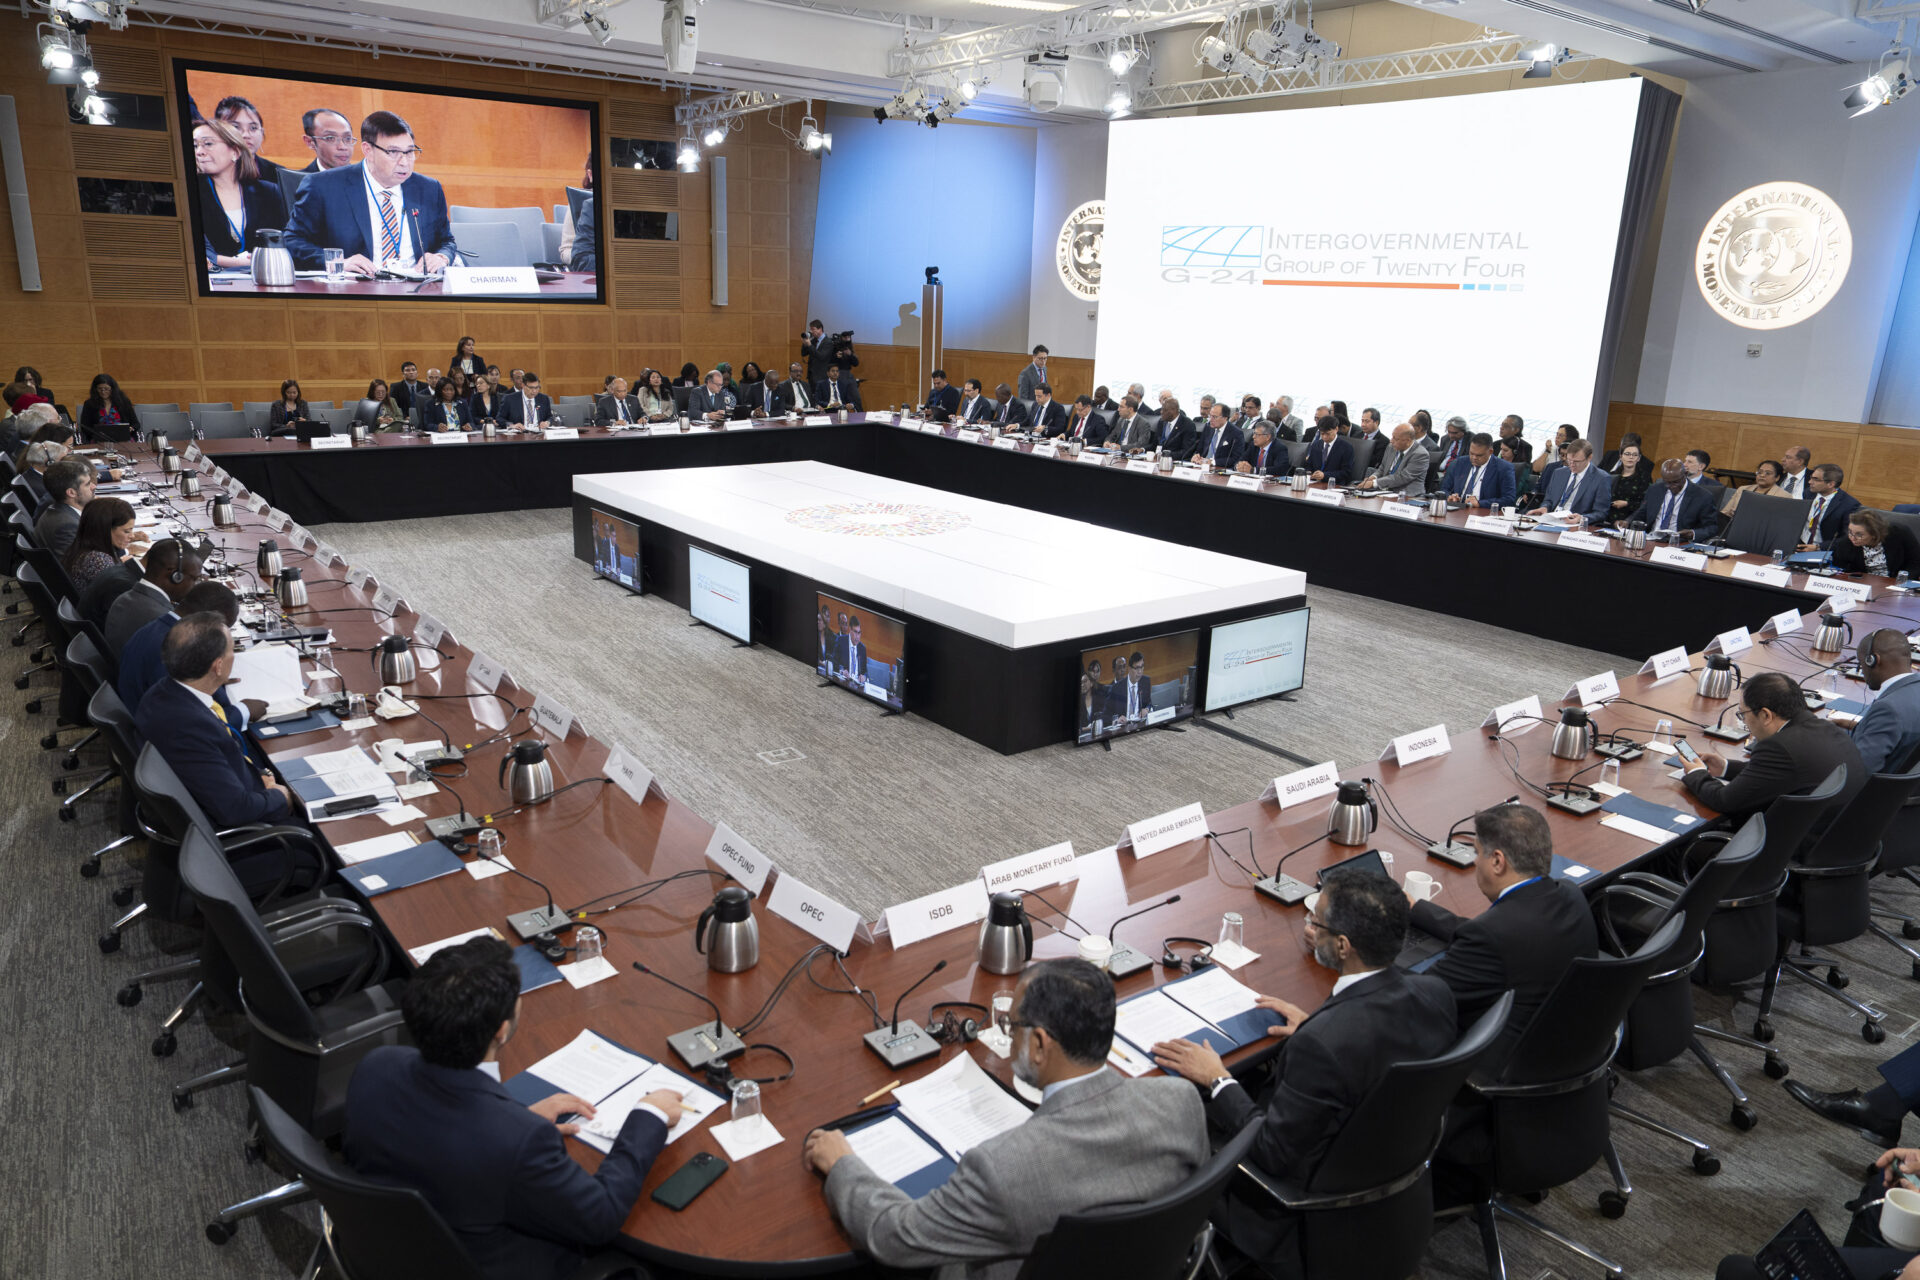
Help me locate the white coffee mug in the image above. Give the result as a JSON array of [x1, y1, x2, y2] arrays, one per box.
[[1078, 935, 1114, 971], [1883, 1187, 1920, 1250], [1404, 871, 1442, 902]]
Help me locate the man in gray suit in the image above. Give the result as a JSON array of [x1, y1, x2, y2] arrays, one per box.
[[33, 459, 94, 559], [1356, 422, 1430, 498], [105, 539, 204, 656], [1264, 394, 1304, 443], [1111, 396, 1155, 453], [1016, 345, 1050, 401], [805, 959, 1207, 1280]]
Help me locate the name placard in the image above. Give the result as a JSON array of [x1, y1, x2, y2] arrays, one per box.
[[530, 692, 576, 740], [1078, 450, 1109, 465], [1639, 646, 1691, 680], [954, 429, 981, 444], [1229, 474, 1267, 492], [702, 820, 772, 896], [345, 566, 371, 589], [1565, 670, 1621, 704], [287, 525, 313, 547], [884, 879, 990, 949], [427, 431, 469, 444], [979, 841, 1078, 894], [1121, 803, 1208, 859], [312, 543, 342, 566], [1304, 487, 1347, 507], [1380, 724, 1451, 766], [372, 585, 404, 617], [1651, 546, 1708, 569], [1031, 442, 1059, 458], [1803, 575, 1874, 604], [264, 506, 291, 529], [866, 412, 895, 424], [602, 743, 659, 812], [1765, 608, 1805, 636], [415, 613, 447, 650], [1558, 530, 1611, 553], [1259, 760, 1340, 809], [308, 434, 352, 450], [766, 870, 861, 953], [919, 423, 944, 435], [183, 444, 200, 461], [1126, 459, 1157, 474], [1171, 465, 1207, 481], [1732, 561, 1793, 587], [543, 427, 579, 441], [803, 415, 833, 426], [1481, 694, 1544, 735], [1380, 500, 1423, 519], [467, 650, 508, 694], [992, 436, 1021, 451], [1463, 514, 1510, 534], [1709, 626, 1754, 656], [442, 266, 538, 295]]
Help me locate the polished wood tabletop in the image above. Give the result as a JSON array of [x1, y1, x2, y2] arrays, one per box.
[[121, 431, 1916, 1275]]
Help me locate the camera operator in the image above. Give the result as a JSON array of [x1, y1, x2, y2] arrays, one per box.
[[802, 320, 858, 384]]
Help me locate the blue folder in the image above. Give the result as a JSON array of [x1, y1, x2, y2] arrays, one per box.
[[253, 708, 343, 739], [1827, 698, 1868, 716], [842, 1107, 961, 1200], [501, 1032, 653, 1108], [514, 944, 564, 994], [1599, 792, 1704, 838], [338, 839, 464, 896], [1157, 971, 1273, 1049], [1789, 551, 1831, 567], [1114, 989, 1239, 1059]]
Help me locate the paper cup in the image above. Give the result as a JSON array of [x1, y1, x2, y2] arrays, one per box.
[[1883, 1187, 1920, 1250], [1078, 935, 1114, 970]]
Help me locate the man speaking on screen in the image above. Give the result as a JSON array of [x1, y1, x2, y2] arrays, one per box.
[[283, 110, 457, 277]]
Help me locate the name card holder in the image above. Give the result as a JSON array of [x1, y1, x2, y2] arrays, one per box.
[[1125, 459, 1157, 473], [309, 435, 352, 450], [702, 820, 772, 895], [1558, 531, 1610, 553], [1564, 670, 1621, 704], [428, 431, 469, 444], [1650, 546, 1708, 569], [1731, 561, 1793, 587], [1379, 724, 1451, 766], [1463, 514, 1510, 534], [1638, 646, 1691, 680], [957, 429, 984, 444], [1803, 575, 1874, 604], [1303, 487, 1346, 507], [766, 870, 861, 953], [1259, 761, 1340, 809], [979, 841, 1078, 893], [1481, 694, 1544, 735], [543, 427, 580, 441], [1117, 803, 1208, 858], [1380, 500, 1423, 519]]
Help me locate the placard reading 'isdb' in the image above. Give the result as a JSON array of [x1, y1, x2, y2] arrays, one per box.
[[688, 545, 750, 643], [1204, 608, 1309, 713]]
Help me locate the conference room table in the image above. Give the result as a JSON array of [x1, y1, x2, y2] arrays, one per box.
[[194, 414, 1828, 657], [122, 435, 1919, 1275]]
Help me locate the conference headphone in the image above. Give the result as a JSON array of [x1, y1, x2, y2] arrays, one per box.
[[926, 1001, 990, 1044], [702, 1043, 795, 1092], [1864, 628, 1895, 669], [1160, 937, 1215, 974]]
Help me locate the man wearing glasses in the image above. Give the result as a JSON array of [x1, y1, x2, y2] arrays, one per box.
[[283, 110, 458, 278], [298, 108, 356, 173]]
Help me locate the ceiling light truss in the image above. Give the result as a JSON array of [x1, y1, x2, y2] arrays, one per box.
[[889, 0, 1247, 77], [1134, 34, 1598, 109], [677, 88, 793, 129], [534, 0, 631, 30]]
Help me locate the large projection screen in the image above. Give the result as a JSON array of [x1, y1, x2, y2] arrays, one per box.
[[177, 61, 600, 302], [1097, 79, 1646, 447]]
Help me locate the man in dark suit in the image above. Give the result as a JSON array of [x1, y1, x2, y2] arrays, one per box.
[[1305, 416, 1357, 486], [749, 372, 786, 419], [134, 613, 293, 827], [781, 362, 819, 414], [1636, 458, 1721, 538], [594, 377, 642, 426], [1683, 448, 1727, 510], [1232, 422, 1287, 478], [1090, 385, 1119, 414], [1190, 402, 1242, 467], [688, 370, 735, 423], [1525, 439, 1612, 526], [817, 363, 862, 412], [347, 935, 681, 1280], [1155, 870, 1456, 1277], [1412, 804, 1596, 1078], [281, 111, 458, 275], [1441, 433, 1517, 509], [954, 378, 993, 424], [1798, 464, 1862, 551], [1432, 416, 1471, 475], [1109, 652, 1151, 727], [1683, 671, 1866, 821], [297, 108, 355, 173], [105, 539, 204, 656], [119, 581, 243, 716], [1059, 396, 1106, 445], [391, 361, 427, 416], [1152, 399, 1196, 457], [1351, 408, 1389, 474], [989, 383, 1028, 430], [499, 373, 554, 427], [33, 459, 93, 560], [1027, 384, 1067, 437], [839, 616, 868, 685], [1849, 629, 1920, 774], [921, 370, 961, 420]]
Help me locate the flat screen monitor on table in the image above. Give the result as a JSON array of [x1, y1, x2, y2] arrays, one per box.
[[816, 591, 905, 710], [590, 509, 640, 593], [1077, 629, 1199, 745], [689, 545, 750, 643], [1204, 607, 1309, 713]]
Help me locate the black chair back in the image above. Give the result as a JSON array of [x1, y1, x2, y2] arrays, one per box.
[[1013, 1117, 1261, 1280], [1793, 764, 1920, 946], [1697, 766, 1846, 984], [1723, 492, 1812, 556], [64, 629, 114, 693], [249, 1086, 490, 1280], [58, 595, 111, 663]]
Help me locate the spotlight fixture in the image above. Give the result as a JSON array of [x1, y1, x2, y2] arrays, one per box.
[[1199, 34, 1252, 78], [1108, 45, 1138, 76], [957, 77, 979, 100], [1244, 20, 1336, 72], [1106, 81, 1132, 118], [39, 26, 76, 71], [1845, 42, 1913, 117], [79, 61, 100, 89], [74, 87, 112, 125], [676, 132, 700, 172], [798, 106, 831, 155], [581, 3, 614, 45], [1024, 55, 1067, 111], [702, 124, 726, 147], [1522, 43, 1571, 78]]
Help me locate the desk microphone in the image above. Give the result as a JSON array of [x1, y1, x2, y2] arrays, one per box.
[[495, 854, 571, 941], [1427, 794, 1519, 867], [1017, 888, 1090, 939], [1106, 895, 1181, 978], [631, 961, 747, 1069], [862, 958, 949, 1068], [1253, 830, 1333, 906], [1702, 701, 1750, 743]]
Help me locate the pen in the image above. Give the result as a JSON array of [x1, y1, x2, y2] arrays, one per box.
[[862, 1080, 901, 1105]]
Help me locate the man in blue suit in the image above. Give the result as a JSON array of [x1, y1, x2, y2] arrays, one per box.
[[1190, 402, 1242, 467], [1027, 384, 1067, 437], [1524, 439, 1612, 526], [281, 110, 457, 275], [118, 581, 244, 716], [921, 370, 961, 420], [1851, 629, 1920, 773], [346, 936, 681, 1280], [133, 613, 292, 828], [1798, 463, 1863, 551], [1635, 458, 1721, 538], [1305, 416, 1357, 486], [1441, 433, 1517, 509], [499, 372, 554, 427], [1232, 422, 1288, 477]]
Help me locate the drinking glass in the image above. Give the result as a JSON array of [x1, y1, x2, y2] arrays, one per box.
[[476, 828, 504, 861], [322, 248, 345, 282], [991, 992, 1015, 1042], [1653, 718, 1674, 744], [343, 691, 367, 719], [730, 1078, 763, 1136], [573, 925, 603, 965], [1218, 912, 1245, 950], [1771, 549, 1787, 568], [1599, 757, 1621, 790]]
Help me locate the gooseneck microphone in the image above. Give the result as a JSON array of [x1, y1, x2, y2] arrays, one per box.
[[1018, 888, 1091, 939], [631, 961, 746, 1069], [1427, 795, 1520, 866], [863, 958, 951, 1069], [495, 849, 570, 941], [1106, 895, 1181, 978]]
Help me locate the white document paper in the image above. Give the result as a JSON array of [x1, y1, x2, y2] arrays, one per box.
[[333, 831, 417, 865], [711, 1116, 785, 1161], [228, 645, 306, 705], [528, 1030, 650, 1103], [580, 1064, 724, 1151], [407, 926, 498, 965], [1600, 813, 1684, 844], [1114, 989, 1222, 1052], [892, 1052, 1031, 1161], [1161, 966, 1261, 1026], [558, 956, 618, 989], [844, 1117, 945, 1182]]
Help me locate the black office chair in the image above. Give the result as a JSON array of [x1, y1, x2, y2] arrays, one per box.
[[44, 597, 111, 754], [1012, 1117, 1262, 1280], [178, 825, 407, 1246], [79, 681, 143, 883], [1862, 748, 1920, 972], [1230, 992, 1514, 1279], [1759, 763, 1920, 1044], [1448, 915, 1685, 1280], [1723, 492, 1811, 556], [50, 630, 121, 822], [1599, 815, 1762, 1180]]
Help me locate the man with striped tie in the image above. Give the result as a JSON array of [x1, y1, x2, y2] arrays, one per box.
[[283, 111, 457, 277]]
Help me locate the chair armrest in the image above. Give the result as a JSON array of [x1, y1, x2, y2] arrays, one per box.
[[239, 981, 407, 1057], [1616, 871, 1685, 896], [1786, 852, 1881, 880], [1233, 1151, 1435, 1213], [1597, 884, 1676, 956], [260, 897, 365, 930]]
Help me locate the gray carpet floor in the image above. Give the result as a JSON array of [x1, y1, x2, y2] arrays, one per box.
[[6, 505, 1919, 1279]]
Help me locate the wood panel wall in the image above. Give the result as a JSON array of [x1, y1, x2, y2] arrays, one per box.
[[1607, 402, 1920, 511], [0, 20, 821, 409], [852, 345, 1097, 413]]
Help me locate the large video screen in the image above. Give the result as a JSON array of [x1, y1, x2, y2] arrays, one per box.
[[176, 61, 600, 302], [1205, 608, 1309, 713], [1078, 630, 1199, 745], [817, 593, 905, 710], [591, 510, 640, 593], [690, 546, 751, 643], [1097, 78, 1646, 446]]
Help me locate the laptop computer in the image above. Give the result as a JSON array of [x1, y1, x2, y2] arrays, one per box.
[[1752, 1209, 1854, 1280], [294, 419, 333, 443], [1315, 849, 1450, 972]]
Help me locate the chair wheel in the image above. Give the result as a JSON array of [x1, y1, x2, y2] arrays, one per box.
[[1753, 1019, 1775, 1042], [1828, 968, 1850, 990], [98, 931, 120, 954], [51, 778, 66, 795], [1866, 1021, 1888, 1044], [1732, 1104, 1758, 1130], [1598, 1189, 1628, 1219], [173, 1090, 194, 1114], [58, 806, 74, 822], [40, 733, 58, 750], [244, 1139, 265, 1165], [204, 1219, 233, 1244], [1692, 1151, 1721, 1176], [13, 674, 27, 689], [151, 1032, 176, 1057], [116, 983, 142, 1007], [1906, 920, 1920, 940], [25, 698, 42, 713], [79, 859, 100, 878], [60, 755, 78, 771], [1911, 960, 1920, 981], [110, 886, 136, 907], [1764, 1056, 1789, 1080], [1522, 1190, 1548, 1205]]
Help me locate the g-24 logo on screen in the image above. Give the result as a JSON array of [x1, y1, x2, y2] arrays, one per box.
[[1160, 225, 1262, 283]]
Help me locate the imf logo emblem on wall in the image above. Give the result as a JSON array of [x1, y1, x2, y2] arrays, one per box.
[[1695, 182, 1851, 331], [1056, 201, 1105, 300]]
